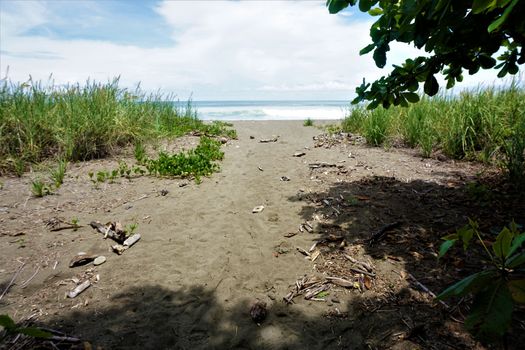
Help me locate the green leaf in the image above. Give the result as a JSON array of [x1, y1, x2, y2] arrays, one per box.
[[508, 279, 525, 303], [368, 7, 382, 16], [0, 314, 16, 331], [327, 0, 351, 14], [497, 66, 508, 78], [438, 239, 457, 258], [402, 92, 419, 103], [472, 0, 497, 14], [359, 44, 375, 55], [507, 233, 525, 259], [488, 0, 519, 32], [373, 47, 387, 68], [492, 227, 513, 259], [507, 251, 525, 268], [424, 75, 439, 96], [358, 0, 376, 12], [458, 225, 474, 250], [436, 270, 499, 300], [17, 327, 53, 339], [464, 280, 513, 341], [478, 54, 496, 69]]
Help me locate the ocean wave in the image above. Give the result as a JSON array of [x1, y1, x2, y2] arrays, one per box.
[[196, 104, 348, 121]]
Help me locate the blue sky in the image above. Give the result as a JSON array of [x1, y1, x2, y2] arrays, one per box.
[[0, 0, 502, 100]]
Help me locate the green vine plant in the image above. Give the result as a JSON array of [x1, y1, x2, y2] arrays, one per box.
[[437, 219, 525, 342]]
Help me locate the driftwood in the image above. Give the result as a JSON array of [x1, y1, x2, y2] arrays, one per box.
[[67, 280, 90, 298], [344, 254, 374, 273], [309, 162, 336, 169], [296, 247, 310, 257], [367, 221, 402, 245], [49, 223, 82, 232], [89, 221, 126, 243], [260, 136, 279, 143], [325, 276, 355, 288], [284, 274, 364, 304], [304, 283, 330, 299], [124, 233, 141, 247]]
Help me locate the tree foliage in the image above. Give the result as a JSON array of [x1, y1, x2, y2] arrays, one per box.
[[326, 0, 525, 109]]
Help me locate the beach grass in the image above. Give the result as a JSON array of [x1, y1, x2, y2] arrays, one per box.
[[342, 81, 525, 182], [0, 77, 235, 175]]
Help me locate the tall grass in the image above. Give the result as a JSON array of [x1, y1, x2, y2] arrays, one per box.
[[0, 77, 233, 174], [342, 81, 525, 182]]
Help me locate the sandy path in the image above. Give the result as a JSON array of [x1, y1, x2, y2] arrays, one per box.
[[1, 121, 361, 349]]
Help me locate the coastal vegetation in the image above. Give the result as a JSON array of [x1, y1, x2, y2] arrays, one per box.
[[0, 77, 235, 176], [342, 82, 525, 183]]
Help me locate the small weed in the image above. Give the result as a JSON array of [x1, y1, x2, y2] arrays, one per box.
[[323, 124, 342, 135], [345, 195, 359, 206], [12, 158, 25, 177], [50, 159, 67, 188], [134, 141, 147, 164], [466, 181, 492, 203], [70, 217, 80, 231], [303, 118, 314, 127], [31, 179, 52, 197], [96, 171, 107, 183], [126, 222, 138, 236], [316, 291, 329, 298]]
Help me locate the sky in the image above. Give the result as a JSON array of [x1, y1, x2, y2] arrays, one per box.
[[0, 0, 506, 101]]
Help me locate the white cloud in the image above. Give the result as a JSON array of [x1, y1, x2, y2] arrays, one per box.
[[0, 0, 507, 100]]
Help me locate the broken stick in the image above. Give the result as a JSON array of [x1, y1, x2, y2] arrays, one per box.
[[367, 221, 402, 246]]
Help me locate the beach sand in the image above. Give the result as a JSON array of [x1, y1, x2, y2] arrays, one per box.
[[1, 121, 521, 349]]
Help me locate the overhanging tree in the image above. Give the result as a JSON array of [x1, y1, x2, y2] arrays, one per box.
[[327, 0, 524, 108]]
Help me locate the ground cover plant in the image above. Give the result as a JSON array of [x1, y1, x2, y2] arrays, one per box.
[[342, 82, 525, 184], [90, 136, 224, 185], [0, 77, 235, 175]]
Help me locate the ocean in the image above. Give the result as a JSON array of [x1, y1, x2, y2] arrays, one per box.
[[186, 100, 350, 121]]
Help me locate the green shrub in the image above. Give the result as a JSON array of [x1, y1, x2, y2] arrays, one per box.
[[437, 220, 525, 342]]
